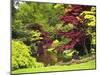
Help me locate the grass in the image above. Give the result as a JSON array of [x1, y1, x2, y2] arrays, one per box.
[[12, 60, 96, 74]]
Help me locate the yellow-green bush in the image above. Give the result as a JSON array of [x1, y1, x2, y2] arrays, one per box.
[[12, 40, 44, 70]]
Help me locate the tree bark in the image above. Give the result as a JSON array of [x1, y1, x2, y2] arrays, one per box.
[[83, 38, 89, 56]]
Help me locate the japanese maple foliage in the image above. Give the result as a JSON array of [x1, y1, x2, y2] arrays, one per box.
[[37, 31, 53, 55], [57, 5, 93, 52]]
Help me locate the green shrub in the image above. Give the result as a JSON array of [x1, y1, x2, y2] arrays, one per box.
[[34, 62, 44, 68], [12, 40, 44, 70], [12, 56, 19, 70], [62, 50, 74, 62]]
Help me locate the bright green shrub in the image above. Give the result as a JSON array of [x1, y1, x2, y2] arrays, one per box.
[[12, 56, 19, 70], [29, 30, 43, 41], [80, 7, 96, 27], [12, 40, 44, 70], [34, 62, 44, 68], [62, 50, 76, 62]]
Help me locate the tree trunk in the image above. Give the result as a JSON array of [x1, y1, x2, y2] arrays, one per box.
[[83, 38, 89, 56]]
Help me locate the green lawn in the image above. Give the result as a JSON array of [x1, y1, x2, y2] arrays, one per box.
[[12, 60, 96, 74]]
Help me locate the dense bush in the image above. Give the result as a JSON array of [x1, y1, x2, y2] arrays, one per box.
[[12, 40, 44, 70]]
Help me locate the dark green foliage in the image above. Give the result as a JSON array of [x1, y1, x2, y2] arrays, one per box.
[[12, 2, 64, 37]]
